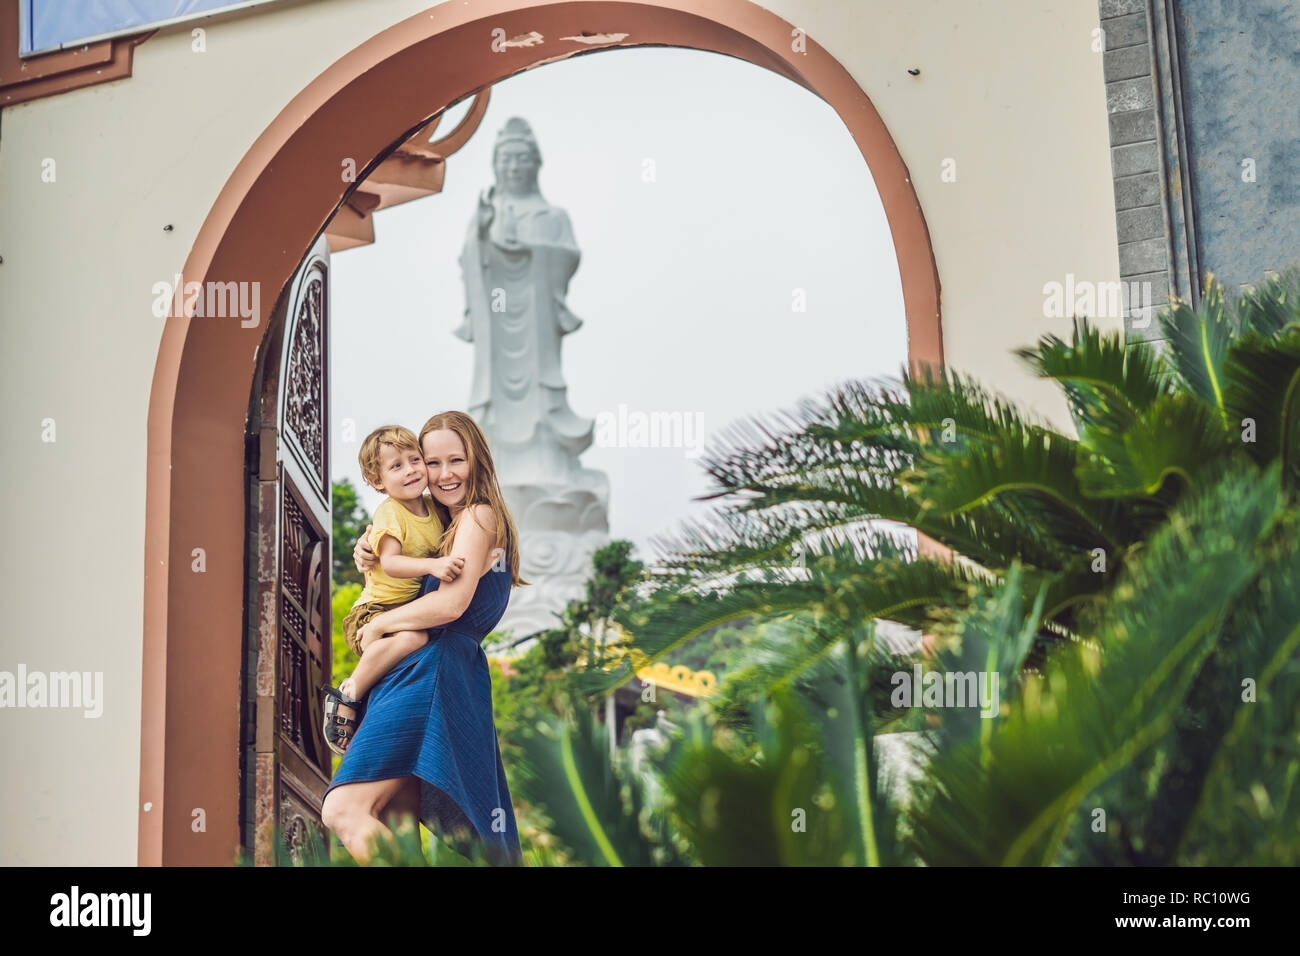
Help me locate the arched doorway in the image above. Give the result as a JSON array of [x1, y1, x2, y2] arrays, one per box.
[[140, 0, 942, 865]]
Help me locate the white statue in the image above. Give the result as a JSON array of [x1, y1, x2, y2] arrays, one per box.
[[456, 116, 596, 484], [455, 117, 610, 641]]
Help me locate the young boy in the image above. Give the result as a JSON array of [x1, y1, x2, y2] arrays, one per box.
[[322, 425, 464, 755]]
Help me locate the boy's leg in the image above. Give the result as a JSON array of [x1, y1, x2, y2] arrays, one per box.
[[340, 630, 428, 701], [330, 605, 370, 735]]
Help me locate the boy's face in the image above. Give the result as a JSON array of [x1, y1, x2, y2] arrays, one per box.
[[370, 442, 428, 500]]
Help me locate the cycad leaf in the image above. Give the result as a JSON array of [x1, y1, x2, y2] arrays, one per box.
[[1021, 551, 1109, 625], [572, 546, 980, 700], [921, 562, 1043, 751], [1223, 324, 1300, 482], [811, 620, 911, 866], [718, 611, 925, 730], [661, 468, 1064, 576], [1180, 526, 1300, 864], [652, 368, 1078, 576], [659, 687, 859, 865], [649, 494, 911, 582], [567, 578, 830, 699], [1015, 318, 1169, 433], [907, 461, 1282, 865], [1148, 513, 1300, 864], [1075, 391, 1237, 498], [694, 381, 913, 500], [1159, 275, 1234, 414], [901, 365, 1046, 447], [1231, 266, 1300, 338], [511, 707, 661, 866], [917, 418, 1130, 551]]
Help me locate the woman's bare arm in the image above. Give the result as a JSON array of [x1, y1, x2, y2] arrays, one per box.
[[360, 506, 499, 635]]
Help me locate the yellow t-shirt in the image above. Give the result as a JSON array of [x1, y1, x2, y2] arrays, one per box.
[[355, 494, 444, 606]]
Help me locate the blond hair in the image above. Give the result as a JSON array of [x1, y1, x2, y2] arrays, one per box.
[[418, 411, 527, 587], [357, 425, 420, 489]]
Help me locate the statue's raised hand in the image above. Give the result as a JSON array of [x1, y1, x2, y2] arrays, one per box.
[[476, 187, 495, 237]]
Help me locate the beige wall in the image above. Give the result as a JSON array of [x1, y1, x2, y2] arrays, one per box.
[[0, 0, 1117, 864]]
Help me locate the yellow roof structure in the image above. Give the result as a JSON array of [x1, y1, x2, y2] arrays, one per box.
[[586, 639, 719, 699]]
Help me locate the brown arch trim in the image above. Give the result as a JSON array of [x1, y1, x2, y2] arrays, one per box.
[[140, 0, 942, 865]]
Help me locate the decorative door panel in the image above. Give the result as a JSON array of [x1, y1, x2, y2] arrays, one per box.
[[242, 235, 333, 865]]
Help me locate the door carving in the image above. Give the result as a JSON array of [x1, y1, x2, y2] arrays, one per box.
[[241, 235, 333, 865]]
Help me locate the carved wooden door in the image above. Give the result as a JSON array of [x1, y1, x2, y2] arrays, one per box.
[[242, 235, 333, 865]]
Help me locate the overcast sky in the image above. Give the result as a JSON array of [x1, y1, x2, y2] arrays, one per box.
[[328, 45, 907, 564]]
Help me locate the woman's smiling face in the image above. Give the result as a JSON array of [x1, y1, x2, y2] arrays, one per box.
[[422, 428, 470, 508]]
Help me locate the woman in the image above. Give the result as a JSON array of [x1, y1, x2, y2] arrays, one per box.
[[320, 411, 527, 866]]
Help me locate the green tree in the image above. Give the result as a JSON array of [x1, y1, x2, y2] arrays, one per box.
[[327, 581, 362, 779], [569, 539, 644, 670], [492, 540, 646, 751], [331, 478, 370, 589]]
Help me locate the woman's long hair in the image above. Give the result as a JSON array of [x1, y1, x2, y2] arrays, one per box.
[[419, 410, 527, 587]]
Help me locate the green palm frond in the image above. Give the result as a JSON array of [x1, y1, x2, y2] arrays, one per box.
[[1015, 318, 1170, 433], [651, 369, 1084, 577], [1180, 585, 1300, 865], [906, 461, 1283, 865], [794, 376, 922, 460], [913, 497, 1068, 571], [692, 370, 1045, 503], [823, 556, 982, 633], [1107, 500, 1300, 865], [1070, 503, 1300, 866], [712, 617, 910, 864], [566, 578, 832, 699], [647, 489, 908, 581], [1223, 324, 1300, 483], [710, 612, 867, 699], [1230, 266, 1300, 338], [898, 365, 1051, 446], [1018, 550, 1110, 628], [1074, 391, 1237, 499], [1165, 529, 1300, 864], [663, 639, 921, 866], [659, 687, 865, 865], [570, 543, 983, 701], [662, 465, 1065, 575], [812, 620, 910, 865], [699, 370, 1035, 488], [916, 417, 1130, 551], [715, 612, 926, 730], [693, 385, 911, 501], [511, 706, 667, 866], [916, 563, 1046, 755], [1159, 275, 1235, 417]]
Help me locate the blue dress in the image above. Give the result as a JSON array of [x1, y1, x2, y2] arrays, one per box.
[[324, 549, 522, 866]]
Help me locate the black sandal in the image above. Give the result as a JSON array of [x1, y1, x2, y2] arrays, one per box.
[[321, 684, 362, 756]]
